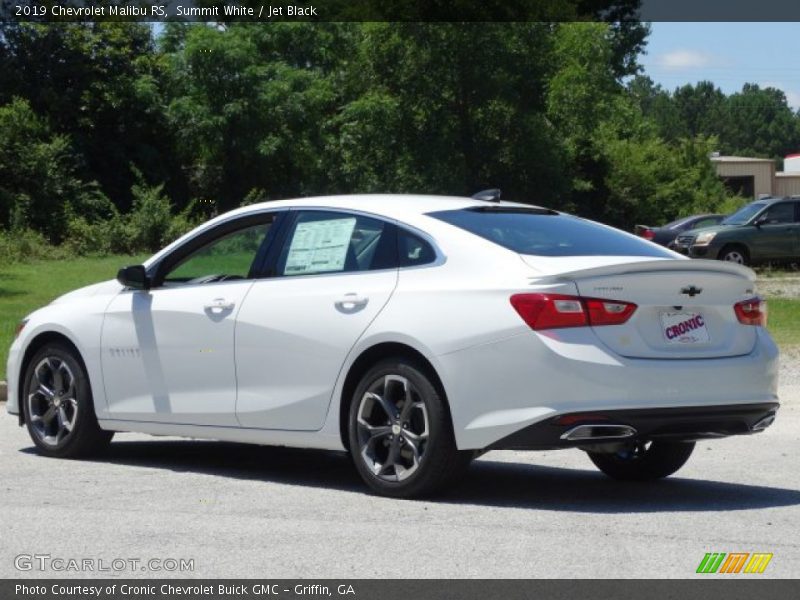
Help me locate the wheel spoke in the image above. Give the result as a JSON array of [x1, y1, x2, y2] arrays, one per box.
[[357, 419, 392, 442], [378, 439, 402, 476], [399, 391, 417, 422], [58, 407, 73, 433], [41, 405, 57, 426], [365, 391, 397, 422]]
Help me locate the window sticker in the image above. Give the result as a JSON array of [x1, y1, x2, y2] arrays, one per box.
[[284, 217, 357, 275]]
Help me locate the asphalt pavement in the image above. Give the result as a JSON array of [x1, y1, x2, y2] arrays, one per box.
[[1, 387, 798, 579]]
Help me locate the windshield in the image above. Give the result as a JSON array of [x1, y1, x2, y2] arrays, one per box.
[[429, 207, 674, 257], [723, 202, 766, 225]]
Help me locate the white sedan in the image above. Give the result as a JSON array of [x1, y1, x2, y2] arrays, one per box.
[[5, 194, 779, 497]]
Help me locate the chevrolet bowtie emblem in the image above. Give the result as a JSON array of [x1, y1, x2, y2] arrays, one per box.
[[681, 285, 703, 297]]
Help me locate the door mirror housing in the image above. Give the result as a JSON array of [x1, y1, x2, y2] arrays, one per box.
[[753, 215, 768, 227], [117, 265, 150, 290]]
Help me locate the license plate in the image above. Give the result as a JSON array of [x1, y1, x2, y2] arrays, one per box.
[[660, 311, 710, 345]]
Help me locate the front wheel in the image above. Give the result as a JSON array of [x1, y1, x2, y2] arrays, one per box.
[[348, 359, 471, 498], [588, 441, 695, 481], [718, 246, 749, 265], [23, 343, 113, 458]]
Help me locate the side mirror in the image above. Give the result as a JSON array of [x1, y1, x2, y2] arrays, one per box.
[[117, 265, 150, 290], [753, 215, 768, 227]]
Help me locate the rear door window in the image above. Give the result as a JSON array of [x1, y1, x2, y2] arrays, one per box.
[[429, 207, 674, 257], [276, 211, 397, 276]]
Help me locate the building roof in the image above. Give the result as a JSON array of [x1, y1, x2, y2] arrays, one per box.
[[711, 156, 775, 163]]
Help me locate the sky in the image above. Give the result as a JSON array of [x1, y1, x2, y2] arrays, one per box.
[[641, 22, 800, 110]]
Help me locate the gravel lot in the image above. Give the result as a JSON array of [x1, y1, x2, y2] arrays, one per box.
[[0, 381, 798, 579], [756, 276, 800, 299]]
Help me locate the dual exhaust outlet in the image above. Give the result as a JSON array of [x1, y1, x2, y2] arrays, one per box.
[[559, 413, 778, 442]]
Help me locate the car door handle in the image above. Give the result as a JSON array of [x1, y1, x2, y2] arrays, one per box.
[[335, 294, 369, 311], [204, 298, 236, 311]]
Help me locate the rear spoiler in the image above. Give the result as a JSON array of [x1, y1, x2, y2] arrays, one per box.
[[633, 224, 651, 235], [525, 258, 755, 284]]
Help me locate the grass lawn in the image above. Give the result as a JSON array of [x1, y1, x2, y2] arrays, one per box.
[[0, 256, 799, 382], [765, 298, 800, 349], [0, 255, 147, 379]]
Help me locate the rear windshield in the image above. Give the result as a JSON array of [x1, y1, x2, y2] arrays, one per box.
[[429, 207, 674, 257]]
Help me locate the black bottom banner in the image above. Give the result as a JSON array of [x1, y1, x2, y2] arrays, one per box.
[[4, 580, 800, 600]]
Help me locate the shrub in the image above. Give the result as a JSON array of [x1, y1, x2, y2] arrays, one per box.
[[0, 228, 71, 263], [128, 179, 173, 253]]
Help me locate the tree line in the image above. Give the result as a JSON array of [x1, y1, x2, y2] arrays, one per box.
[[1, 22, 799, 259]]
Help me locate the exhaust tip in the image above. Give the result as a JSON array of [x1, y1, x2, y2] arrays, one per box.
[[752, 414, 776, 432], [560, 424, 637, 441]]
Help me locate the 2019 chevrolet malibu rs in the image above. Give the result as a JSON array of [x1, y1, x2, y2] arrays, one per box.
[[6, 194, 779, 497]]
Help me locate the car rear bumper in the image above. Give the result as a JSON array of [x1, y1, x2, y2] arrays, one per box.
[[438, 327, 779, 450], [491, 402, 779, 450]]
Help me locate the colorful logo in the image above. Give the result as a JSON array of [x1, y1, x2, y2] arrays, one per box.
[[696, 552, 773, 574]]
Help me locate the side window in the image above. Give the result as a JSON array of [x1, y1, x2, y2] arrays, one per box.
[[398, 228, 437, 267], [794, 202, 800, 223], [762, 203, 793, 225], [277, 211, 396, 276], [693, 217, 719, 228], [162, 221, 272, 286]]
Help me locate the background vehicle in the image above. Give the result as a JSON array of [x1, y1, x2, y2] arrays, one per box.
[[5, 195, 779, 498], [676, 196, 800, 265], [634, 214, 725, 247]]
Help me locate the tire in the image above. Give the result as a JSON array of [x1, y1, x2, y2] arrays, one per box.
[[718, 245, 749, 266], [22, 342, 113, 458], [587, 441, 695, 481], [348, 359, 472, 498]]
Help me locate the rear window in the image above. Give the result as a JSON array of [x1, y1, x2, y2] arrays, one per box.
[[429, 207, 674, 258]]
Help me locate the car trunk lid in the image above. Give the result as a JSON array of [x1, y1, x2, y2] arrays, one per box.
[[520, 257, 758, 359]]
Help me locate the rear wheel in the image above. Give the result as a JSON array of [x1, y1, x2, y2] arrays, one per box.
[[23, 343, 113, 458], [718, 245, 749, 265], [588, 441, 695, 481], [348, 359, 471, 497]]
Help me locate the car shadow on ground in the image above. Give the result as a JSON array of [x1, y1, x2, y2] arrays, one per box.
[[21, 439, 800, 513]]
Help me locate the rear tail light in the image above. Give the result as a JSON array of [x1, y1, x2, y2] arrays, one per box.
[[734, 297, 767, 327], [640, 228, 655, 240], [510, 294, 637, 330]]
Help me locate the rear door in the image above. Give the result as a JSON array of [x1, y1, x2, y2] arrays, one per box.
[[235, 210, 399, 430]]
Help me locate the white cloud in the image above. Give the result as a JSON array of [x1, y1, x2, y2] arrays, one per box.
[[655, 50, 715, 70], [783, 91, 800, 110]]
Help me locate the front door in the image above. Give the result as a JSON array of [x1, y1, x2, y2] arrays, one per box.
[[101, 215, 277, 425], [750, 201, 798, 260]]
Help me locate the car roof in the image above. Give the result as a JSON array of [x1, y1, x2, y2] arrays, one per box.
[[226, 194, 540, 221], [754, 196, 795, 205]]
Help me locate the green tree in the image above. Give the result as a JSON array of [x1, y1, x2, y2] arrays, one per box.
[[719, 84, 800, 159], [0, 98, 102, 241]]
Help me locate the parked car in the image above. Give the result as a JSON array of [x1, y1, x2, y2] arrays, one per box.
[[675, 196, 800, 265], [6, 195, 779, 497], [635, 214, 726, 247]]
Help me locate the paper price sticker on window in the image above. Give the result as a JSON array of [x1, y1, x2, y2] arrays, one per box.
[[285, 217, 357, 275]]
